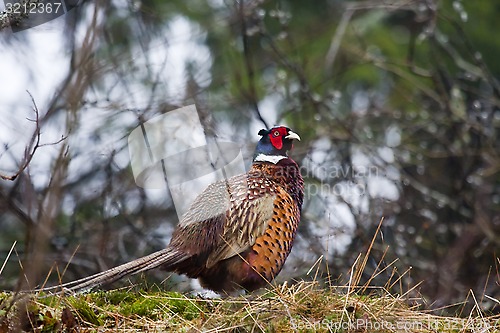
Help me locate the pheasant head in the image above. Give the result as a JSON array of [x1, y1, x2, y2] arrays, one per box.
[[254, 126, 301, 163]]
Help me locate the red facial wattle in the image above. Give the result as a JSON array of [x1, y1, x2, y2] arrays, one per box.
[[269, 127, 288, 150], [270, 135, 283, 149]]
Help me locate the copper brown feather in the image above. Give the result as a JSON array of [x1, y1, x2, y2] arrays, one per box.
[[40, 126, 303, 294]]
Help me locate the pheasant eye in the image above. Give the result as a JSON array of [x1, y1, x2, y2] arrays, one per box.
[[273, 130, 280, 137]]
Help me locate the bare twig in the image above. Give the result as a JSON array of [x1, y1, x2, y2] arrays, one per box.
[[0, 91, 67, 181]]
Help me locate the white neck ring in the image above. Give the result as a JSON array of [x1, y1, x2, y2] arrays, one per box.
[[254, 154, 287, 164]]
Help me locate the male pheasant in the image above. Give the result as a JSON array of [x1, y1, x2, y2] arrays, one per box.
[[44, 126, 303, 294]]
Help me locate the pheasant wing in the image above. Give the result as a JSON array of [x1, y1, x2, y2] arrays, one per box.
[[206, 176, 282, 267], [173, 173, 287, 269]]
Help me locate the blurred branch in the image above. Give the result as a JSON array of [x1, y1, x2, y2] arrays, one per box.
[[344, 0, 422, 11], [0, 91, 67, 182], [325, 9, 353, 72], [0, 189, 35, 227], [20, 141, 70, 290], [238, 1, 269, 128], [442, 12, 500, 96]]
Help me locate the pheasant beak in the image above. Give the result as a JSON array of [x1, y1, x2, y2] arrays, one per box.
[[285, 131, 301, 141]]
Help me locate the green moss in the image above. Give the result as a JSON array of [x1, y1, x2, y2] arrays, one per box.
[[82, 290, 203, 321], [36, 294, 62, 308], [92, 289, 138, 306], [67, 296, 102, 326], [120, 295, 163, 318], [163, 293, 201, 320], [39, 310, 59, 332], [268, 317, 294, 333]]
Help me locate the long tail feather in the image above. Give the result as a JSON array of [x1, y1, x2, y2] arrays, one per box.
[[38, 247, 187, 294]]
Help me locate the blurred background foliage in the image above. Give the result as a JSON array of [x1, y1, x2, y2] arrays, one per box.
[[0, 0, 498, 314]]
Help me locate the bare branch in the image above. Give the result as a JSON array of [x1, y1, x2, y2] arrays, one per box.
[[0, 91, 67, 181]]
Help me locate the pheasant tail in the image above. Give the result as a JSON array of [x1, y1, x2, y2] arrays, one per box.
[[40, 248, 187, 293]]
